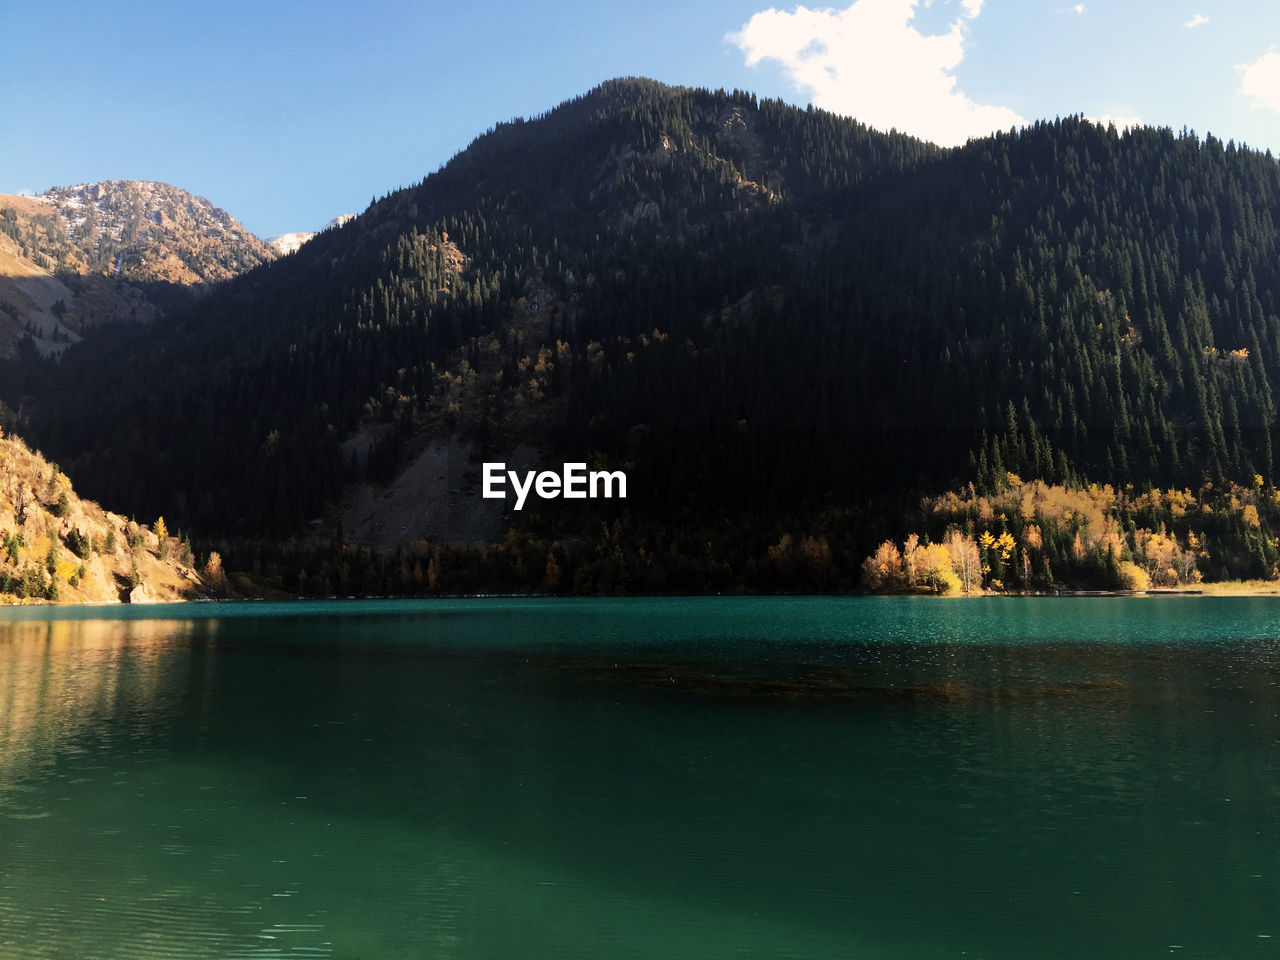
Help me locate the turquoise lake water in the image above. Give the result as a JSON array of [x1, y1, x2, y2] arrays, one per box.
[[1, 596, 1279, 958]]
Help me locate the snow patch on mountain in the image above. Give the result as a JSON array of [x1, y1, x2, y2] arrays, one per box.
[[266, 232, 313, 255], [265, 213, 356, 255]]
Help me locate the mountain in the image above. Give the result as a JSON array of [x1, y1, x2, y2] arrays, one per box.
[[266, 215, 357, 256], [265, 232, 313, 256], [38, 181, 274, 283], [10, 78, 1280, 594], [0, 181, 276, 355]]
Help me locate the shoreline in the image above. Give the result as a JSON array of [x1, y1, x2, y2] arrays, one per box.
[[9, 580, 1280, 606]]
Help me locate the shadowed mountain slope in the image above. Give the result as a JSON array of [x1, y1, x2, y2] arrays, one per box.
[[8, 78, 1280, 592]]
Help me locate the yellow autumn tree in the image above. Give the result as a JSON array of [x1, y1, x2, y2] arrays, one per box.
[[1136, 530, 1180, 586], [944, 529, 982, 593], [203, 550, 226, 597], [861, 540, 905, 592], [1117, 561, 1151, 590], [915, 542, 960, 594]]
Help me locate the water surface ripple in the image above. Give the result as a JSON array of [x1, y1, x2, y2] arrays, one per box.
[[1, 597, 1278, 959]]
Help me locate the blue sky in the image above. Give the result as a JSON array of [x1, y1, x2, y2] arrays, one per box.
[[2, 0, 1277, 238]]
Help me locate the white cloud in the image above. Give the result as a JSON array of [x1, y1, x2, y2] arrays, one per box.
[[1238, 49, 1280, 114], [730, 0, 1024, 146], [1183, 13, 1208, 28]]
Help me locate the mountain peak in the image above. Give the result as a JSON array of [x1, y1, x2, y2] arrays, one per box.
[[0, 180, 276, 355], [35, 179, 274, 284], [265, 213, 357, 256]]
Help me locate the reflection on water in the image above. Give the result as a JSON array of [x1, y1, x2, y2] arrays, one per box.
[[0, 618, 214, 798], [0, 598, 1278, 959]]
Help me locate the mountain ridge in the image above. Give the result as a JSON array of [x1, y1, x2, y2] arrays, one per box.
[[10, 77, 1280, 592]]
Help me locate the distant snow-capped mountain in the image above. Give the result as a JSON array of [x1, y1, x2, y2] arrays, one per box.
[[265, 214, 356, 255]]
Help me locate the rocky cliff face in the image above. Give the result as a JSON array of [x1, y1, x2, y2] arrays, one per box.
[[0, 181, 276, 356], [38, 180, 275, 283]]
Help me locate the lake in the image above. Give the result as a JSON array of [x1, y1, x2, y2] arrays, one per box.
[[1, 596, 1278, 959]]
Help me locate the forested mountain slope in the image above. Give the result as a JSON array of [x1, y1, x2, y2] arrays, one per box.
[[8, 78, 1280, 591]]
